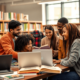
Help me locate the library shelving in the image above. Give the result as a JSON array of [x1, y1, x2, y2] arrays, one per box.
[[0, 20, 42, 37]]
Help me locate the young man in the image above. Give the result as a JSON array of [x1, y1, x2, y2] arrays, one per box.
[[57, 17, 68, 59], [0, 20, 21, 59]]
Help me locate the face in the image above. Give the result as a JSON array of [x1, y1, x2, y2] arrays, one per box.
[[10, 26, 21, 37], [23, 40, 33, 52], [62, 27, 69, 41], [45, 29, 53, 39], [57, 22, 64, 34]]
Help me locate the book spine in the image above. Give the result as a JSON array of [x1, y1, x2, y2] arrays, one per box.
[[0, 23, 1, 32], [1, 23, 3, 32], [1, 11, 3, 20], [0, 11, 1, 20], [9, 13, 10, 20]]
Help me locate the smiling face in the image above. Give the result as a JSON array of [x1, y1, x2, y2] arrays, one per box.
[[62, 27, 69, 41], [22, 40, 33, 52], [45, 29, 53, 39], [57, 22, 64, 35], [10, 26, 21, 37]]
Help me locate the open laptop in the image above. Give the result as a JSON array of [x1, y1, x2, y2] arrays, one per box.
[[18, 52, 41, 68], [0, 55, 13, 74], [33, 49, 54, 66]]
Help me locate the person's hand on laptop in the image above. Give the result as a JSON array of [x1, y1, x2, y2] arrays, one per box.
[[53, 59, 61, 64]]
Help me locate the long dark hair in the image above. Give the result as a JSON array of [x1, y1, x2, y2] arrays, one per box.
[[45, 25, 57, 50], [63, 23, 80, 54]]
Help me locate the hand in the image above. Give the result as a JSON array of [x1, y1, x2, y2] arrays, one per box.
[[53, 59, 61, 64]]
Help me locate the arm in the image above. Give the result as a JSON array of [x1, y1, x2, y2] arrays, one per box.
[[60, 40, 80, 67], [0, 37, 18, 59]]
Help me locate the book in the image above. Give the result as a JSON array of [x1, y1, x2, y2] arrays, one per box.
[[0, 71, 37, 80], [3, 74, 24, 80], [18, 65, 61, 74], [0, 70, 13, 75], [36, 24, 41, 31], [33, 44, 50, 49], [21, 23, 28, 31]]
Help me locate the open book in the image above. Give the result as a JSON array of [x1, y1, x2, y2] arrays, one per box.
[[18, 65, 62, 74], [33, 44, 50, 49]]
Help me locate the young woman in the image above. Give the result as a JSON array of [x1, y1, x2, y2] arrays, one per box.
[[15, 34, 34, 52], [41, 25, 59, 59], [49, 23, 80, 80], [12, 34, 34, 63]]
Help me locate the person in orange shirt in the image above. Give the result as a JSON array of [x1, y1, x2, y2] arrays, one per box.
[[0, 20, 21, 60], [57, 17, 68, 59]]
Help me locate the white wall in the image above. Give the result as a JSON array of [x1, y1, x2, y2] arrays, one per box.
[[6, 3, 42, 21]]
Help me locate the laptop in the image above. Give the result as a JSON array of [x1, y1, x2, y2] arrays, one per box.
[[0, 55, 13, 74], [18, 52, 41, 68], [33, 49, 54, 66]]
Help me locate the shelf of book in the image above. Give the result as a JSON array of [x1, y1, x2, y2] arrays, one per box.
[[0, 20, 42, 38], [0, 11, 42, 38]]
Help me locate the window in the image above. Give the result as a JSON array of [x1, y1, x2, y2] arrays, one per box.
[[46, 0, 79, 24], [46, 4, 61, 24]]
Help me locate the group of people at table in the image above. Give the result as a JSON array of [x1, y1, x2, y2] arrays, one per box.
[[0, 17, 80, 80]]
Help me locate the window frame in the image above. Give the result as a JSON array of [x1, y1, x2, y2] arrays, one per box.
[[46, 0, 80, 24]]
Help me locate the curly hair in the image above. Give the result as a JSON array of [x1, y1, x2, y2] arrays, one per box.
[[15, 34, 34, 51]]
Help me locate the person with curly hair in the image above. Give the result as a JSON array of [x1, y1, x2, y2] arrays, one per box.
[[15, 34, 34, 52]]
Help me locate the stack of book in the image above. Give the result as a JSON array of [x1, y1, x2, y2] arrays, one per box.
[[21, 23, 28, 31], [4, 12, 17, 20], [29, 23, 36, 31], [36, 24, 41, 31]]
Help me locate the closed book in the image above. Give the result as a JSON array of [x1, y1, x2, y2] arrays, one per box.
[[3, 74, 24, 80], [0, 23, 1, 32], [1, 11, 3, 20], [11, 12, 13, 20], [1, 23, 3, 32], [4, 12, 9, 20], [0, 11, 1, 20]]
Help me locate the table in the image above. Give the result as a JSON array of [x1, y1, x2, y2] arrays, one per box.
[[11, 64, 69, 80]]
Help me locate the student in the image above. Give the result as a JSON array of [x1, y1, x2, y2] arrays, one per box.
[[15, 34, 34, 52], [49, 23, 80, 80], [0, 20, 21, 59], [41, 25, 59, 59], [57, 17, 68, 59]]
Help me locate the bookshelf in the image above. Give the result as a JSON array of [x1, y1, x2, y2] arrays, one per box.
[[0, 20, 42, 37], [0, 11, 42, 37]]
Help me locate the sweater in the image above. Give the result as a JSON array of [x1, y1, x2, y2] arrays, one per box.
[[41, 36, 59, 58], [0, 32, 18, 59], [60, 39, 80, 76]]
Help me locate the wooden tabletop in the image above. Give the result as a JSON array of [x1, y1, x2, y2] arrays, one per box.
[[11, 64, 69, 80]]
